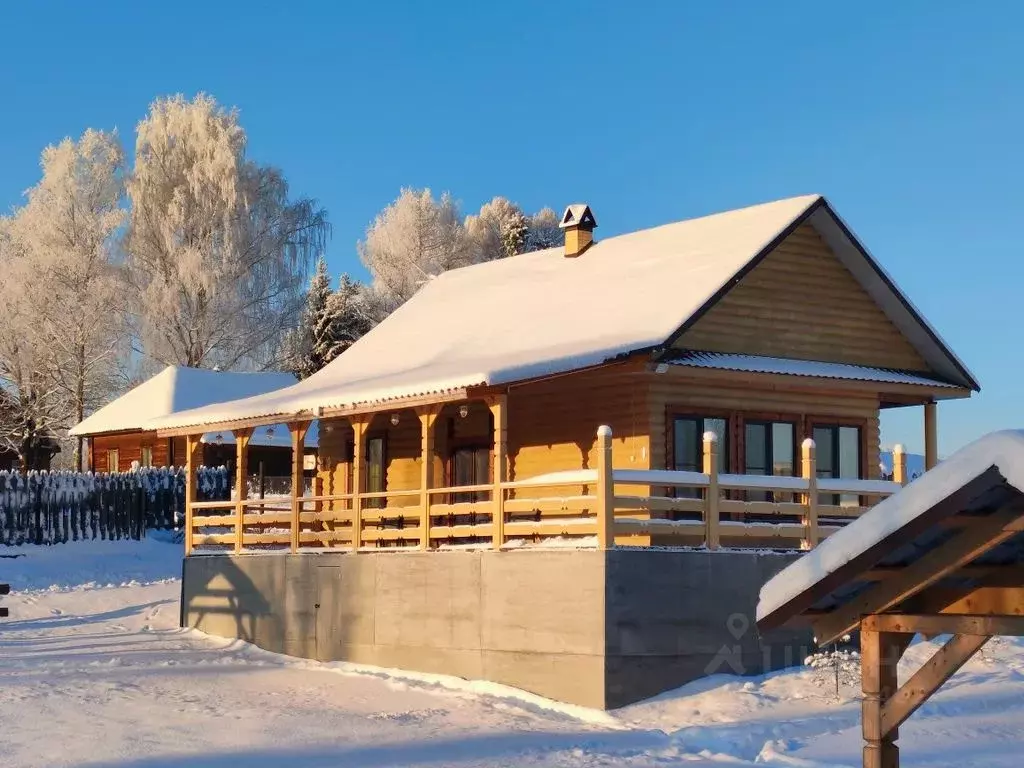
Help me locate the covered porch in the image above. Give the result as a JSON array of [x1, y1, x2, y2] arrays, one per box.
[[163, 384, 931, 556]]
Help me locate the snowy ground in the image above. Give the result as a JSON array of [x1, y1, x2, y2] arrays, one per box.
[[2, 540, 1024, 766]]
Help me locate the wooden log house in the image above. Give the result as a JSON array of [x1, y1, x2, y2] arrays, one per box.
[[146, 194, 979, 555], [70, 366, 312, 474]]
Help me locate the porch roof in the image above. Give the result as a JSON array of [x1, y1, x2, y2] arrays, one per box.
[[147, 194, 978, 434], [756, 430, 1024, 642], [668, 351, 961, 389]]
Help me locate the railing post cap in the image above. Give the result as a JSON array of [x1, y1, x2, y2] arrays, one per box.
[[702, 430, 718, 443], [893, 443, 905, 455], [802, 437, 816, 450], [597, 424, 613, 438]]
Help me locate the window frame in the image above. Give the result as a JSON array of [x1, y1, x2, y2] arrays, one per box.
[[364, 434, 387, 509], [106, 448, 120, 473], [140, 445, 154, 469], [742, 418, 798, 502], [808, 420, 865, 507]]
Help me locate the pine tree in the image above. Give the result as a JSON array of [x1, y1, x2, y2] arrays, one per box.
[[291, 257, 333, 379], [329, 274, 373, 356]]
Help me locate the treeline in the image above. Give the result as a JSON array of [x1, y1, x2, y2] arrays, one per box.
[[0, 92, 562, 471]]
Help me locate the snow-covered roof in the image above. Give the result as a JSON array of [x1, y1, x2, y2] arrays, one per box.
[[757, 430, 1024, 630], [146, 194, 978, 432], [70, 367, 297, 436], [200, 421, 319, 448], [669, 351, 960, 388]]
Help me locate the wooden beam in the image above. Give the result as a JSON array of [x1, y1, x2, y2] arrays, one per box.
[[861, 628, 902, 768], [801, 437, 818, 549], [907, 583, 1024, 617], [703, 431, 720, 550], [863, 613, 1024, 636], [596, 425, 615, 549], [489, 395, 507, 550], [924, 402, 938, 471], [233, 428, 252, 554], [183, 434, 202, 557], [351, 418, 368, 552], [880, 633, 988, 738], [812, 508, 1024, 644], [289, 421, 311, 553], [418, 406, 439, 551]]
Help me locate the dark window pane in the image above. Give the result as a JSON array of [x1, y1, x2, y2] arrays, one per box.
[[839, 426, 861, 507], [813, 427, 834, 479], [771, 423, 795, 477], [673, 418, 699, 472], [366, 437, 385, 508], [745, 423, 767, 475]]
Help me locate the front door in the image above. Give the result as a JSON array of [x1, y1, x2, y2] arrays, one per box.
[[314, 566, 341, 662]]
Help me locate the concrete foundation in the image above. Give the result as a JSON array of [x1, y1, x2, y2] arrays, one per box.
[[182, 548, 811, 709]]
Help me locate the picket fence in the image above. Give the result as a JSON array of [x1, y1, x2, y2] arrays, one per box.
[[0, 466, 230, 546]]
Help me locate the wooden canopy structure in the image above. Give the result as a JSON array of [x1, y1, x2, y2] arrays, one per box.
[[757, 430, 1024, 768]]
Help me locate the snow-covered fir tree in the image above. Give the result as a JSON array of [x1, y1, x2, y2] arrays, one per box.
[[290, 261, 372, 379], [524, 207, 563, 251]]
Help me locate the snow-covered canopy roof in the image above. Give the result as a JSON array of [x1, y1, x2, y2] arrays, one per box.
[[147, 195, 978, 433], [70, 367, 297, 437], [200, 421, 319, 448], [668, 351, 961, 390], [757, 430, 1024, 642]]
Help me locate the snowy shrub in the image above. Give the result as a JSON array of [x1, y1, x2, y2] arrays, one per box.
[[805, 635, 860, 695]]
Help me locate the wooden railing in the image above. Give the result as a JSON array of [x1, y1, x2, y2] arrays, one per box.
[[186, 428, 910, 554]]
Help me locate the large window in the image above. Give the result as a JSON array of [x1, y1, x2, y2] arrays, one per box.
[[672, 415, 728, 499], [106, 449, 119, 473], [813, 424, 862, 506], [451, 446, 491, 504], [744, 421, 796, 501], [140, 446, 153, 468]]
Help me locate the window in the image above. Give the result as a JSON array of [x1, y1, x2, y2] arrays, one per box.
[[813, 424, 862, 506], [672, 416, 728, 498], [106, 449, 119, 473], [365, 436, 386, 509], [140, 446, 153, 468], [744, 421, 796, 501], [451, 446, 491, 503]]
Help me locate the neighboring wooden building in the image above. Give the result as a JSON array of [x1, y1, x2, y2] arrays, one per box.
[[70, 366, 311, 473], [147, 194, 979, 554]]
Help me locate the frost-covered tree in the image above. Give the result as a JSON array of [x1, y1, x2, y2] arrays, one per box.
[[0, 130, 128, 470], [124, 93, 328, 371], [465, 196, 530, 262], [289, 263, 373, 379], [525, 207, 563, 251], [358, 188, 468, 313]]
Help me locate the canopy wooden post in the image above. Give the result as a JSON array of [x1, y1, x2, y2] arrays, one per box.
[[924, 402, 938, 471], [418, 407, 439, 551], [801, 438, 819, 549], [351, 418, 368, 552], [489, 395, 507, 550], [233, 428, 252, 554], [861, 628, 902, 768], [289, 422, 311, 553], [596, 425, 615, 549], [893, 444, 907, 486], [183, 434, 202, 556], [703, 431, 720, 550]]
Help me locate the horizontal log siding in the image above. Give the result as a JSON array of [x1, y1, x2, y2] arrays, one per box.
[[507, 364, 651, 494], [677, 223, 930, 372], [645, 370, 881, 481], [91, 431, 171, 472]]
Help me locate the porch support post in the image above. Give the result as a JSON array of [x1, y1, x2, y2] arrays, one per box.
[[596, 425, 615, 549], [861, 628, 903, 768], [418, 406, 439, 550], [351, 418, 368, 552], [924, 401, 938, 471], [289, 422, 311, 553], [703, 431, 720, 550], [183, 434, 202, 557], [801, 438, 819, 549], [489, 395, 508, 550], [233, 428, 252, 554]]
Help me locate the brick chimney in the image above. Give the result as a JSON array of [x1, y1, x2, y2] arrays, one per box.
[[559, 203, 597, 257]]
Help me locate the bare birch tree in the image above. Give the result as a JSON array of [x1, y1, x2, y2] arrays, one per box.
[[124, 94, 328, 371]]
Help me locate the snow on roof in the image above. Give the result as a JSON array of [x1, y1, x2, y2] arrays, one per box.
[[757, 430, 1024, 624], [200, 421, 319, 448], [669, 351, 960, 388], [148, 195, 825, 430], [145, 193, 975, 432], [70, 367, 297, 436]]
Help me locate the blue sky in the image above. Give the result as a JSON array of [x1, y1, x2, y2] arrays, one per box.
[[2, 1, 1021, 455]]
